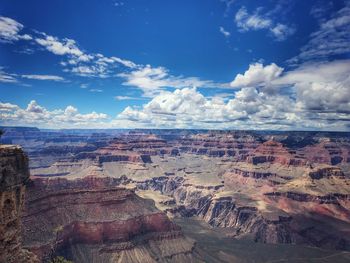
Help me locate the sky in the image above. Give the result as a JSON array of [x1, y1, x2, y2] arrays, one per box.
[[0, 0, 350, 130]]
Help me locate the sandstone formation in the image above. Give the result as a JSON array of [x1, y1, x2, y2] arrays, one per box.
[[22, 177, 202, 263], [2, 127, 350, 261], [246, 140, 307, 166], [0, 145, 39, 263]]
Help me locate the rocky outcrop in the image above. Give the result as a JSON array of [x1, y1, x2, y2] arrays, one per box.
[[3, 128, 350, 255], [308, 166, 345, 180], [247, 140, 307, 166], [265, 191, 350, 205], [171, 186, 294, 244], [97, 153, 152, 164], [175, 133, 259, 159], [22, 177, 200, 262], [303, 140, 350, 165], [0, 145, 39, 263], [200, 196, 294, 244], [135, 177, 295, 244], [227, 168, 276, 179]]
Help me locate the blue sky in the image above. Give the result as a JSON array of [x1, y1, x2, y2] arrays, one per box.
[[0, 0, 350, 130]]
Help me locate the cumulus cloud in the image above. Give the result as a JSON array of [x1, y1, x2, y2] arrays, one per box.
[[274, 60, 350, 114], [21, 74, 65, 81], [118, 65, 215, 97], [0, 16, 32, 42], [289, 2, 350, 63], [113, 59, 350, 131], [115, 87, 301, 129], [2, 58, 349, 130], [219, 26, 230, 37], [0, 100, 108, 128], [230, 63, 283, 88], [234, 6, 295, 41], [0, 102, 19, 111], [231, 60, 350, 114]]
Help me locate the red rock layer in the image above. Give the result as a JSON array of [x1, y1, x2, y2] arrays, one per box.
[[247, 140, 307, 166], [22, 177, 183, 262], [303, 141, 350, 165]]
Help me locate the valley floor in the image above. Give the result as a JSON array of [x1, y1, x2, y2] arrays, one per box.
[[174, 217, 350, 263]]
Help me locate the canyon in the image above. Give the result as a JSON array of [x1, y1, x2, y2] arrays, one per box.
[[1, 127, 350, 262]]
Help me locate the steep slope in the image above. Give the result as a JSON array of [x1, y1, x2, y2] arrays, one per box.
[[4, 128, 350, 256], [22, 177, 202, 263], [0, 145, 39, 263]]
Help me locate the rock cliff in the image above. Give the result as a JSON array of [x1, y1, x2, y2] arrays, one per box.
[[22, 177, 202, 263], [0, 145, 39, 263]]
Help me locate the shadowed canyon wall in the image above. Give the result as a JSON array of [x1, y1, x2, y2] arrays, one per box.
[[0, 145, 38, 263]]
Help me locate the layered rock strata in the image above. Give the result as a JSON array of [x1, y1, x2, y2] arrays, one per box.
[[0, 145, 38, 263], [22, 177, 201, 263]]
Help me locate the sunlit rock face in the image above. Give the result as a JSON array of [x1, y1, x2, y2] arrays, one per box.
[[2, 127, 350, 261], [0, 145, 39, 263], [21, 177, 200, 263], [246, 140, 307, 166]]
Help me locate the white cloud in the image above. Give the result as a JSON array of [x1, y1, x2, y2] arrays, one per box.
[[21, 74, 65, 81], [1, 15, 213, 94], [232, 59, 350, 116], [118, 65, 215, 97], [221, 0, 236, 16], [289, 3, 350, 63], [0, 100, 108, 128], [234, 6, 295, 41], [1, 59, 349, 131], [34, 34, 138, 78], [70, 65, 108, 77], [310, 1, 334, 22], [0, 68, 17, 83], [0, 16, 137, 78], [235, 7, 272, 31], [89, 89, 103, 92], [270, 23, 296, 41], [114, 96, 145, 101], [219, 26, 230, 37], [230, 63, 283, 88], [114, 87, 303, 129], [0, 102, 19, 111], [273, 60, 350, 114], [113, 59, 350, 131], [0, 16, 32, 42], [117, 88, 264, 126], [35, 35, 85, 58], [108, 56, 137, 68], [114, 2, 124, 7], [26, 100, 45, 113]]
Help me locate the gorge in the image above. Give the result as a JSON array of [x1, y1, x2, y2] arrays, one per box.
[[1, 127, 350, 262]]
